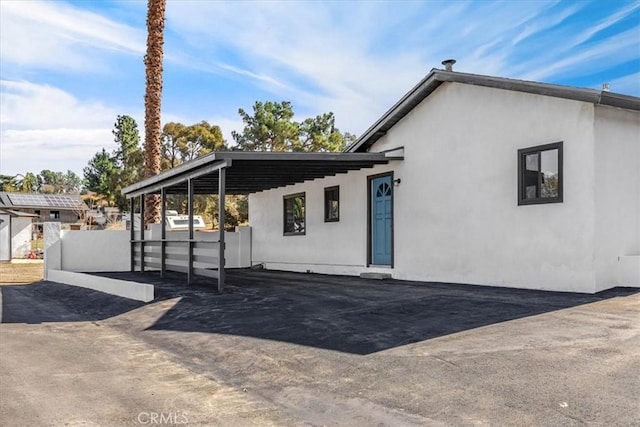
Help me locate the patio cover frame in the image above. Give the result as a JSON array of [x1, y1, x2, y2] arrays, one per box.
[[122, 151, 397, 291]]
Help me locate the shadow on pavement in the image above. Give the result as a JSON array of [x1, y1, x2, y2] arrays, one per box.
[[100, 269, 638, 355], [4, 270, 637, 355], [0, 281, 144, 324]]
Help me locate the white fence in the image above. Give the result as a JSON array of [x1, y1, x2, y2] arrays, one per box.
[[44, 222, 251, 276]]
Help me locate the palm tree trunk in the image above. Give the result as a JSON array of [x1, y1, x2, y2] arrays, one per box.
[[143, 0, 166, 224]]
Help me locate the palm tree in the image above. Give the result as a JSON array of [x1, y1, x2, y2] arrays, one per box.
[[18, 172, 39, 193], [143, 0, 166, 224]]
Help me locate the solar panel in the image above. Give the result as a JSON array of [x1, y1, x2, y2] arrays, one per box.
[[7, 193, 83, 208]]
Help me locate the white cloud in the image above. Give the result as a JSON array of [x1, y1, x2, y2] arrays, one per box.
[[0, 0, 145, 72], [0, 80, 122, 176], [1, 0, 637, 182], [165, 1, 435, 133], [518, 28, 640, 82], [607, 72, 640, 95], [0, 128, 113, 177], [0, 80, 118, 129], [570, 2, 640, 47], [164, 0, 637, 135]]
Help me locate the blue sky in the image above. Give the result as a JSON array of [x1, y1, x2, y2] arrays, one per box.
[[1, 0, 639, 178]]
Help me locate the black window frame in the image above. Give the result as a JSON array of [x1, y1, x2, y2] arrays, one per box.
[[517, 141, 563, 206], [283, 192, 306, 236], [324, 186, 340, 222], [49, 210, 60, 219]]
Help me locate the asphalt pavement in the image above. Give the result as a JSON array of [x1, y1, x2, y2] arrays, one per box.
[[1, 270, 638, 426]]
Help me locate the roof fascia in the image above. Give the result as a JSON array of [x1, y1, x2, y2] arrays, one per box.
[[347, 69, 639, 153], [346, 69, 442, 153]]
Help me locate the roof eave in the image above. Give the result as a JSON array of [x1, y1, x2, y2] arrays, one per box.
[[347, 69, 640, 153], [346, 68, 443, 153]]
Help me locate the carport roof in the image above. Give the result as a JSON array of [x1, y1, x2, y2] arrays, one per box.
[[122, 151, 397, 197]]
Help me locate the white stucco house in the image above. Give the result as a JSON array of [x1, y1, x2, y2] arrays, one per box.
[[122, 65, 639, 294], [248, 67, 640, 293]]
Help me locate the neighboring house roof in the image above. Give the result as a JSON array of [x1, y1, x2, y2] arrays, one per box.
[[347, 69, 640, 153], [0, 192, 86, 210], [0, 208, 39, 218]]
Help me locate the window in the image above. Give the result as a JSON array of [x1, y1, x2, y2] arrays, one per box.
[[518, 142, 563, 205], [49, 211, 60, 219], [324, 186, 339, 222], [283, 193, 305, 235]]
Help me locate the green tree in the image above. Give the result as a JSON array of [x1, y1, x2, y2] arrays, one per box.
[[19, 172, 40, 193], [161, 121, 226, 169], [113, 115, 143, 183], [231, 101, 353, 152], [161, 122, 186, 169], [112, 115, 144, 209], [63, 170, 83, 194], [0, 175, 18, 192], [159, 121, 227, 225], [232, 101, 299, 152], [179, 121, 226, 161], [82, 116, 144, 209], [297, 112, 355, 152], [83, 149, 119, 206], [39, 170, 65, 193]]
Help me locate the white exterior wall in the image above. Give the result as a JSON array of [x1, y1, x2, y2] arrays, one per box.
[[250, 82, 605, 292], [594, 106, 640, 290], [250, 163, 397, 275], [60, 230, 131, 272], [0, 214, 10, 261], [11, 217, 33, 258], [46, 226, 252, 273], [373, 83, 598, 292], [145, 225, 252, 269]]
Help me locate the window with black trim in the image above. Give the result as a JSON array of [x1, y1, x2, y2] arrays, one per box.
[[49, 210, 60, 219], [518, 142, 563, 205], [324, 186, 339, 222], [283, 193, 305, 235]]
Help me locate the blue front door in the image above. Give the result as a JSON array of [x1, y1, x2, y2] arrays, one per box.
[[371, 175, 393, 265]]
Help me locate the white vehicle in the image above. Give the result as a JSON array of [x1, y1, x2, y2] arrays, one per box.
[[165, 210, 206, 231]]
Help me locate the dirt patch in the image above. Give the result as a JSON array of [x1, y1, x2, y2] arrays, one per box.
[[0, 262, 44, 284]]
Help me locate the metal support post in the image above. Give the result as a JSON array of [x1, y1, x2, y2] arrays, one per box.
[[218, 167, 226, 291]]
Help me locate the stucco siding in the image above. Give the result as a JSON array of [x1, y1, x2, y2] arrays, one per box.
[[249, 82, 610, 292], [594, 106, 640, 290], [11, 217, 33, 258], [249, 163, 397, 274], [372, 83, 597, 292], [0, 214, 10, 261]]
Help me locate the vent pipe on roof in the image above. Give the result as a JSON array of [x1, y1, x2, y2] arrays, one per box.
[[602, 83, 610, 92], [441, 59, 456, 71]]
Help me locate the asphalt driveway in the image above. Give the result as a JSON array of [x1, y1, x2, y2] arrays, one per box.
[[1, 270, 639, 425]]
